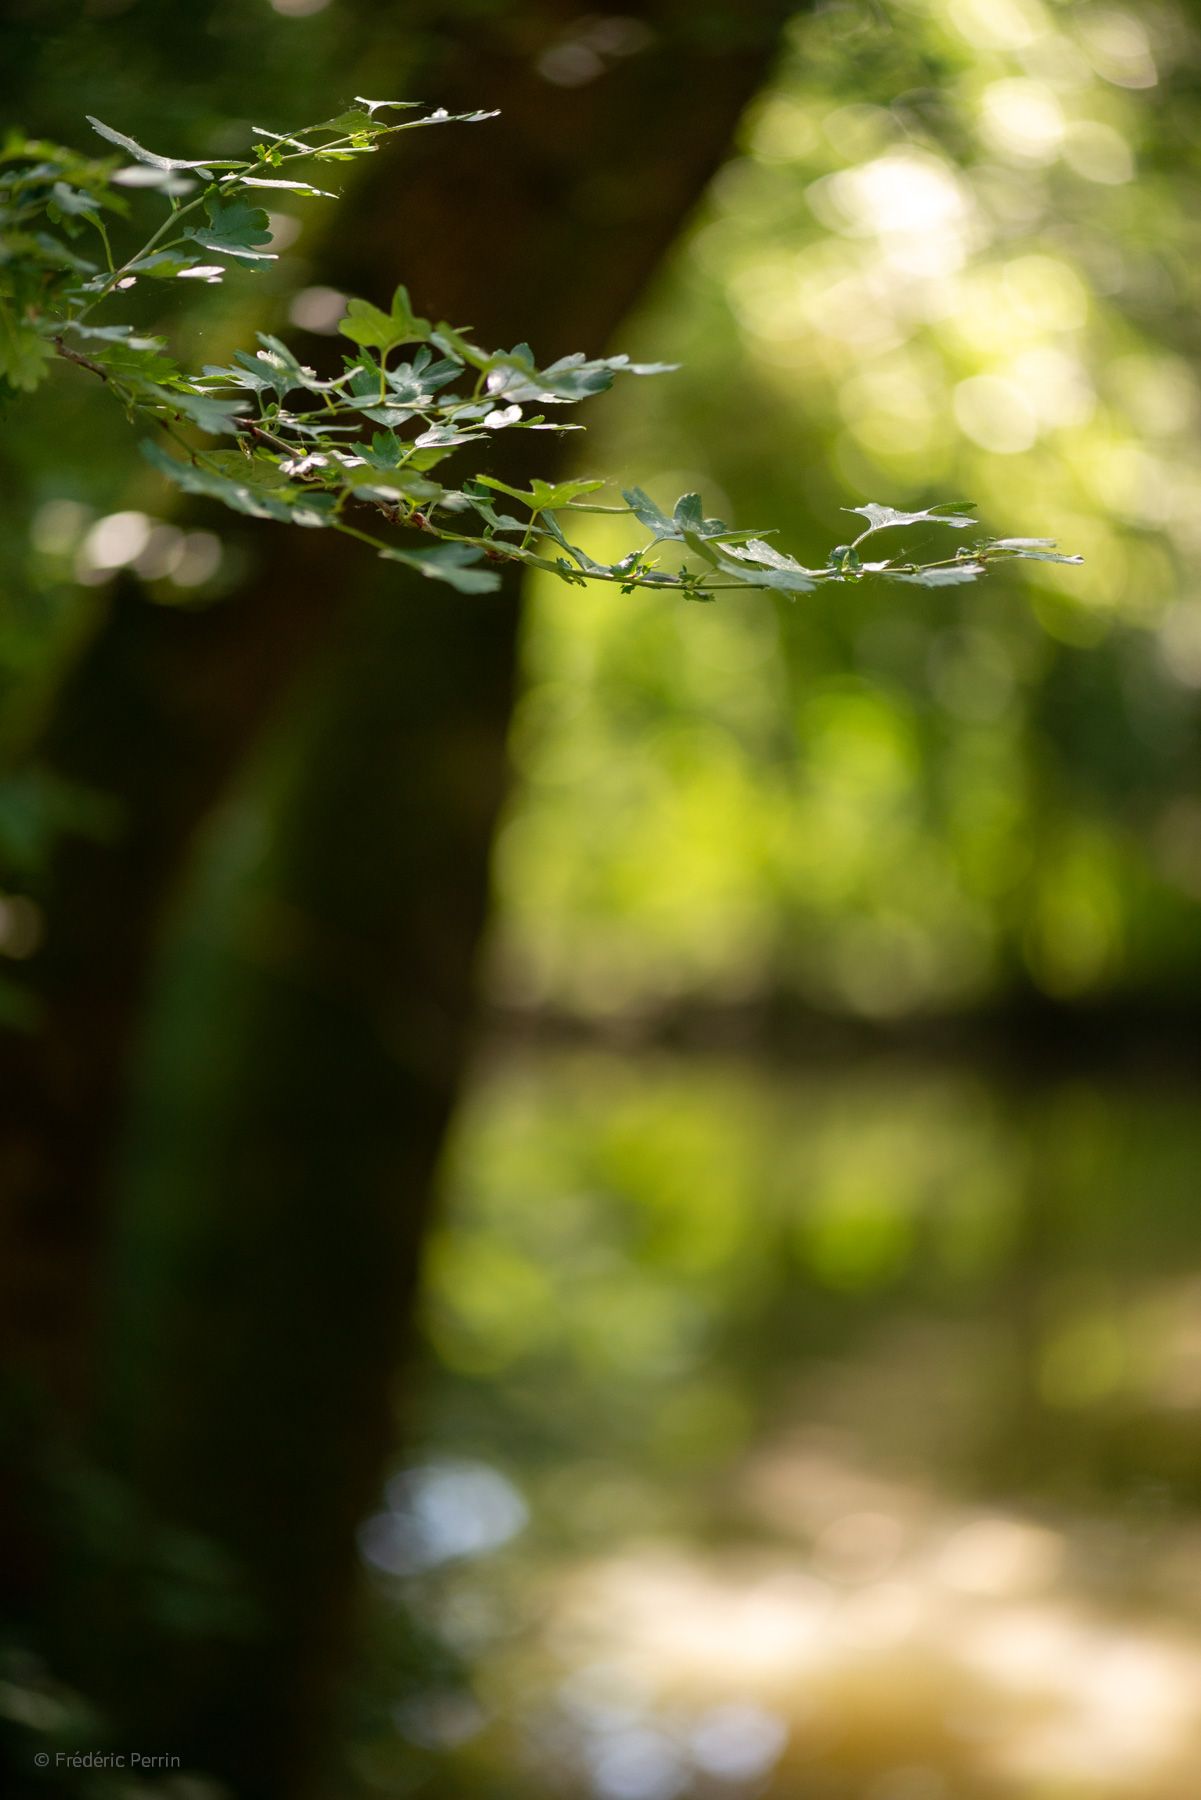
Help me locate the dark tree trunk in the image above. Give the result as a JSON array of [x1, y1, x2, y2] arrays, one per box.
[[1, 7, 797, 1795]]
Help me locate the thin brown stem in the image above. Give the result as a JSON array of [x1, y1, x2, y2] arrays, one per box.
[[54, 335, 109, 381]]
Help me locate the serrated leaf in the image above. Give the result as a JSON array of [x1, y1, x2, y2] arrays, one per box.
[[142, 439, 329, 526], [888, 562, 986, 586], [475, 474, 532, 504], [353, 97, 424, 115], [0, 305, 53, 391], [530, 477, 605, 511], [184, 193, 274, 264], [674, 492, 728, 538], [460, 480, 526, 533], [988, 538, 1084, 564], [312, 110, 393, 137], [86, 115, 217, 174], [413, 424, 477, 448], [622, 486, 680, 541], [233, 176, 336, 197], [719, 538, 817, 588], [378, 541, 501, 593], [408, 107, 501, 128], [146, 385, 248, 433], [204, 449, 302, 489], [59, 324, 178, 385], [497, 349, 678, 404], [1004, 550, 1084, 565], [386, 351, 461, 402], [338, 284, 431, 354], [357, 404, 417, 427], [539, 510, 611, 574], [428, 324, 488, 370], [343, 465, 446, 503], [245, 334, 316, 398], [845, 501, 977, 534], [357, 430, 403, 469]]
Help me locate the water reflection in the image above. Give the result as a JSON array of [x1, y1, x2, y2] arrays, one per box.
[[352, 1050, 1201, 1797], [358, 1460, 528, 1577]]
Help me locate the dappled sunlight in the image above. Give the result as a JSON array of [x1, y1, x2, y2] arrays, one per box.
[[486, 0, 1201, 1024]]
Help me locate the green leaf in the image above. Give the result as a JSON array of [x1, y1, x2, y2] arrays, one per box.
[[184, 193, 274, 263], [245, 334, 317, 398], [987, 538, 1084, 565], [622, 486, 680, 541], [530, 477, 605, 511], [844, 501, 976, 534], [673, 492, 727, 538], [428, 324, 489, 370], [142, 440, 330, 526], [63, 323, 179, 384], [48, 180, 101, 217], [887, 562, 986, 586], [352, 97, 424, 115], [483, 349, 673, 406], [475, 474, 540, 507], [344, 465, 447, 504], [460, 480, 526, 534], [358, 431, 403, 469], [406, 446, 457, 472], [123, 250, 225, 280], [338, 285, 431, 354], [475, 474, 604, 512], [718, 538, 817, 590], [85, 115, 218, 174], [385, 350, 461, 403], [406, 107, 501, 129], [234, 176, 336, 197], [311, 110, 393, 138], [146, 385, 248, 433], [0, 304, 53, 391], [204, 449, 304, 489], [413, 423, 478, 449], [378, 542, 501, 593], [539, 510, 612, 575]]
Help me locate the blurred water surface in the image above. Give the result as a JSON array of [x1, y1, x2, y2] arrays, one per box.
[[348, 1048, 1201, 1800]]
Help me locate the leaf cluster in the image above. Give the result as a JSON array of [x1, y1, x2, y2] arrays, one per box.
[[0, 105, 1080, 598]]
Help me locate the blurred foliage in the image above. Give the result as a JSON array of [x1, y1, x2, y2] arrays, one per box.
[[489, 0, 1201, 1022]]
